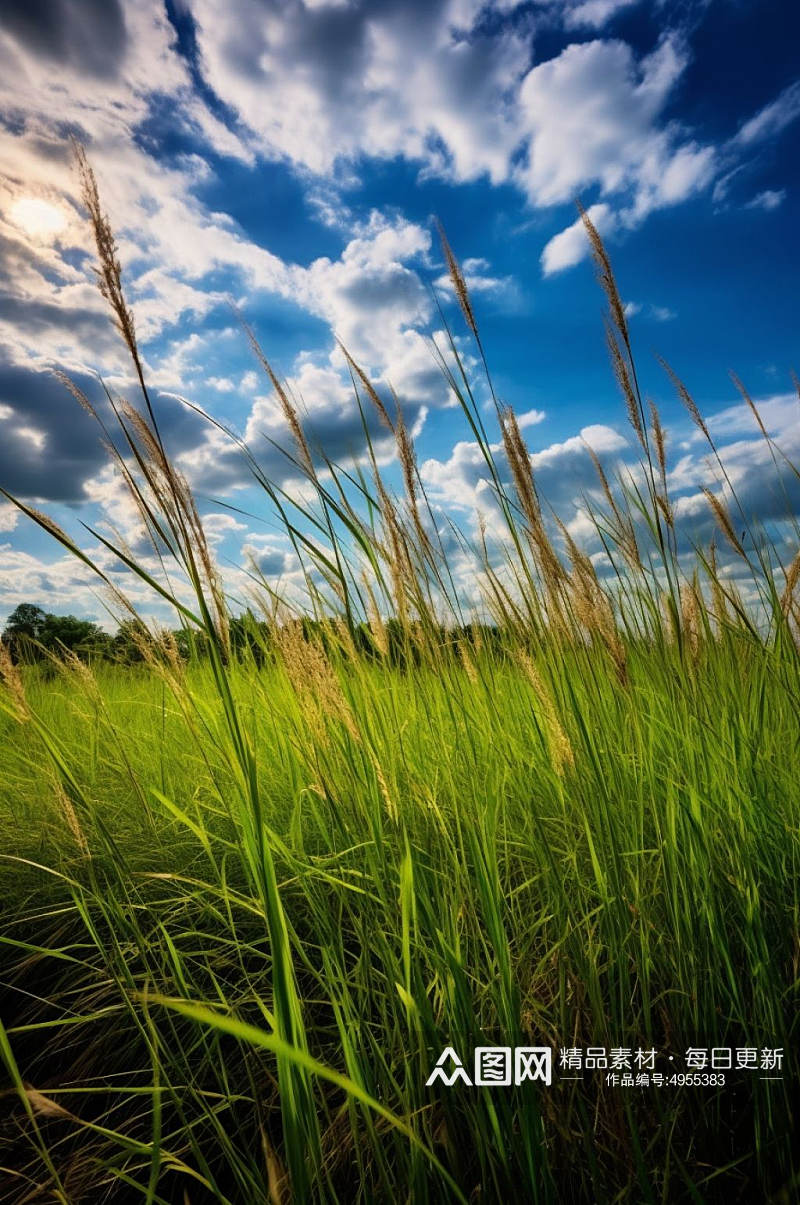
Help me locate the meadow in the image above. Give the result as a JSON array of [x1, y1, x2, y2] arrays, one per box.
[[0, 159, 798, 1202]]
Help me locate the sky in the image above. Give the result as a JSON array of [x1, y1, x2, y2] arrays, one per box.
[[0, 0, 798, 629]]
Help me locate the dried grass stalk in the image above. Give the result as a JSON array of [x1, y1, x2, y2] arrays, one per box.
[[438, 224, 478, 339], [702, 487, 746, 559], [274, 619, 360, 744], [75, 142, 139, 369], [660, 357, 712, 444], [243, 320, 315, 477], [780, 550, 800, 618], [0, 641, 30, 720], [680, 577, 700, 662], [517, 650, 574, 775]]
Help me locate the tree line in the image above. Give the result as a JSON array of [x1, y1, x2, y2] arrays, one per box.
[[1, 602, 506, 669], [1, 603, 167, 664]]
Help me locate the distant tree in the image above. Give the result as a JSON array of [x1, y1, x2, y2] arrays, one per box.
[[40, 613, 110, 658], [3, 603, 47, 644], [2, 603, 108, 662]]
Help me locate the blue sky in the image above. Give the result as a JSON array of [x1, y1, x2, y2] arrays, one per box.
[[0, 0, 798, 627]]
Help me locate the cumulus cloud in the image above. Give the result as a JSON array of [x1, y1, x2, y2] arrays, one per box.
[[182, 0, 725, 243], [1, 0, 798, 623], [0, 0, 793, 400], [434, 256, 517, 303], [419, 387, 800, 582], [518, 37, 698, 205], [541, 203, 615, 275], [0, 365, 109, 501], [0, 537, 176, 629], [1, 5, 469, 508], [420, 421, 630, 532], [532, 36, 718, 272], [517, 408, 547, 429], [187, 0, 530, 183]]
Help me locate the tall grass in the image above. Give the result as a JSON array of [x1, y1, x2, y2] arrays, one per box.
[[0, 153, 798, 1202]]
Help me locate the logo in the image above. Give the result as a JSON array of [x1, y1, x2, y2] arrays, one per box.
[[426, 1046, 552, 1087]]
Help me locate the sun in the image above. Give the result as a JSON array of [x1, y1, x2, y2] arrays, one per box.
[[8, 195, 68, 241]]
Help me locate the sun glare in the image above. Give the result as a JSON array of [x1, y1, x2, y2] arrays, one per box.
[[8, 195, 68, 241]]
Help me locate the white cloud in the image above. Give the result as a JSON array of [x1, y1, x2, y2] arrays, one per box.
[[0, 503, 19, 532], [745, 188, 786, 212], [203, 511, 247, 542], [517, 36, 696, 205], [434, 255, 516, 300], [418, 387, 800, 593], [564, 0, 639, 31], [420, 421, 629, 533], [541, 203, 615, 275], [297, 213, 432, 367], [81, 465, 149, 546], [532, 423, 628, 467], [188, 0, 530, 183], [525, 36, 718, 272], [517, 408, 547, 429], [0, 0, 792, 404], [734, 81, 800, 147], [13, 425, 46, 451], [181, 3, 728, 244], [0, 538, 177, 629], [705, 391, 799, 441]]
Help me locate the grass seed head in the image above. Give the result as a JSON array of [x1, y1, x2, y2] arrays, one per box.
[[661, 357, 712, 444], [681, 578, 701, 662], [53, 779, 90, 857], [340, 343, 395, 432], [438, 223, 478, 339], [0, 641, 30, 720], [780, 549, 800, 618], [607, 323, 645, 449], [649, 399, 668, 483], [244, 320, 315, 477], [517, 650, 574, 775], [275, 618, 360, 744], [702, 487, 747, 559], [75, 141, 140, 367]]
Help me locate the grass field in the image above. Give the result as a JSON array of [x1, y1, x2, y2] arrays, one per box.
[[1, 170, 798, 1202]]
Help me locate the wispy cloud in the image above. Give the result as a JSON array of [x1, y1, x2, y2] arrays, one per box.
[[733, 81, 800, 147], [745, 188, 786, 212]]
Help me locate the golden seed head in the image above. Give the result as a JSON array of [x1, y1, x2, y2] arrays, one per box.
[[74, 141, 139, 365], [438, 223, 478, 339], [780, 550, 800, 617], [516, 650, 574, 775], [0, 641, 29, 720], [275, 619, 360, 744], [702, 487, 746, 559]]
